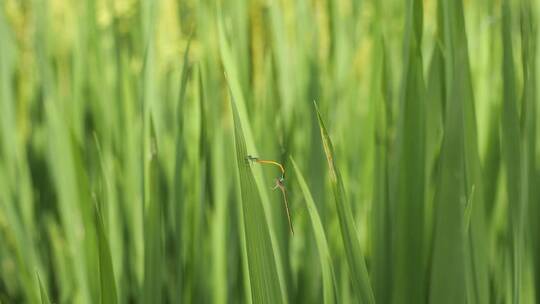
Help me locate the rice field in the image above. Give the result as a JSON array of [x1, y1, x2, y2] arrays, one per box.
[[0, 0, 539, 303]]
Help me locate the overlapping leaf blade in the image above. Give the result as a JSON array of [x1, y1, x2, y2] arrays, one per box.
[[230, 97, 284, 304], [290, 157, 336, 304], [37, 273, 51, 304], [314, 102, 375, 304]]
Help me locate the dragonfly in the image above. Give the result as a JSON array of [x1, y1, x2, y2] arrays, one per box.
[[247, 155, 294, 235]]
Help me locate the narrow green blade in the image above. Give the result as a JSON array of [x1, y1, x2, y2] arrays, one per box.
[[448, 1, 490, 303], [290, 157, 336, 304], [429, 1, 469, 303], [172, 35, 192, 303], [37, 273, 51, 304], [392, 0, 426, 302], [371, 34, 393, 304], [143, 118, 163, 303], [314, 101, 375, 304], [95, 203, 118, 304], [501, 2, 524, 303], [230, 96, 284, 304], [428, 65, 468, 304], [520, 0, 539, 297]]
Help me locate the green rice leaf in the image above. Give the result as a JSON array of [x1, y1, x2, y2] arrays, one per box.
[[501, 2, 524, 302], [428, 59, 468, 303], [219, 6, 288, 301], [95, 202, 118, 304], [143, 117, 163, 303], [37, 273, 51, 304], [230, 95, 285, 304], [314, 101, 375, 304], [429, 1, 469, 303], [172, 34, 192, 302], [520, 0, 538, 296], [371, 34, 393, 304], [290, 157, 336, 304], [392, 0, 426, 301], [448, 1, 490, 303]]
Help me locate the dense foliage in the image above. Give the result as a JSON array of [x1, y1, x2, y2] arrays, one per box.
[[0, 0, 539, 303]]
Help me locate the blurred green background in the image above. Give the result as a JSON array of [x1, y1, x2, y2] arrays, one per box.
[[0, 0, 539, 303]]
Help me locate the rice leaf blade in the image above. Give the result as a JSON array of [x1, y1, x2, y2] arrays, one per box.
[[95, 203, 118, 304], [392, 0, 426, 301], [314, 102, 375, 304], [290, 157, 336, 304], [37, 273, 51, 304], [230, 96, 284, 304], [429, 1, 470, 303], [143, 118, 163, 303], [501, 2, 524, 302]]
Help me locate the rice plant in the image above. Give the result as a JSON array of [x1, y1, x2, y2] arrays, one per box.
[[0, 0, 538, 303]]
